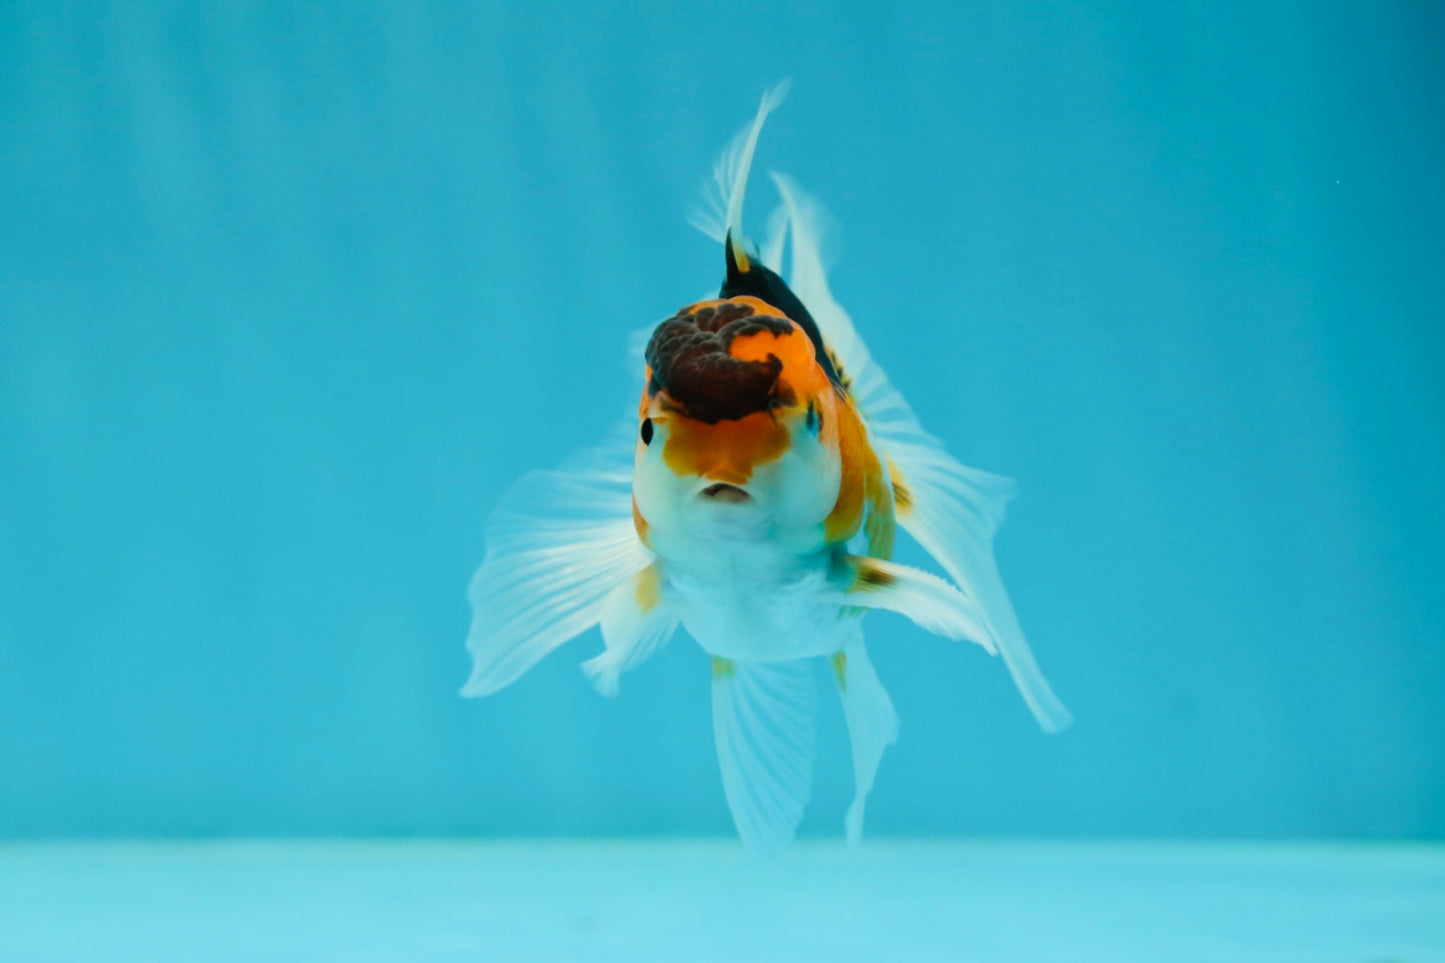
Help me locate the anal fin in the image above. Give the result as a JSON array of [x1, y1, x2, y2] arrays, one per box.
[[832, 631, 898, 845], [582, 564, 677, 696], [711, 657, 816, 858]]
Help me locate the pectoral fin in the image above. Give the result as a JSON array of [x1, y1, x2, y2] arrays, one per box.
[[829, 555, 997, 654], [462, 420, 648, 698], [581, 564, 678, 696]]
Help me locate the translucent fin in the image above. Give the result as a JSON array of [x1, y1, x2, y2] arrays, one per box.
[[832, 632, 899, 845], [759, 201, 789, 276], [768, 173, 867, 384], [461, 421, 649, 697], [688, 81, 791, 244], [887, 437, 1072, 732], [828, 555, 996, 654], [581, 565, 678, 697], [711, 657, 816, 858], [769, 175, 1072, 733]]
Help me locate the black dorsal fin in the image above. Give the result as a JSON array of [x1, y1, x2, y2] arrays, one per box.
[[721, 231, 841, 387]]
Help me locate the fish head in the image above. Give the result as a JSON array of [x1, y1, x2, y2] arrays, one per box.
[[632, 297, 842, 543]]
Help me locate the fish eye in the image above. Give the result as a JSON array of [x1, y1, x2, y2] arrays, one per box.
[[640, 418, 654, 445]]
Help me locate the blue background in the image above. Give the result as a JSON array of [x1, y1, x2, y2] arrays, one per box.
[[1, 0, 1441, 841]]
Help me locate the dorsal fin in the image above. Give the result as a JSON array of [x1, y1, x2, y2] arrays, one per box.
[[721, 234, 841, 387], [690, 83, 843, 389], [689, 82, 791, 244]]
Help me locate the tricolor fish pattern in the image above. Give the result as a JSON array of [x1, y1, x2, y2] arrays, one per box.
[[462, 85, 1071, 856]]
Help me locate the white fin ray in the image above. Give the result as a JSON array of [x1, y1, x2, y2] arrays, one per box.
[[771, 175, 1073, 733], [768, 173, 868, 383], [461, 420, 648, 697], [581, 566, 679, 697], [688, 81, 792, 245], [712, 658, 816, 858], [826, 556, 996, 653], [887, 440, 1073, 732], [833, 631, 899, 845]]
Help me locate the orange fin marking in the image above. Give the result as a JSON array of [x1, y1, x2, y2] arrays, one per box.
[[635, 564, 661, 613], [631, 495, 650, 547], [886, 456, 913, 515], [824, 393, 889, 547], [864, 461, 896, 559]]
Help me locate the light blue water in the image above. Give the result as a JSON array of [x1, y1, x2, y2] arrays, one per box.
[[2, 3, 1442, 954]]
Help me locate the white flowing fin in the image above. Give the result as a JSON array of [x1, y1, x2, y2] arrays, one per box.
[[831, 631, 899, 846], [461, 420, 648, 697], [887, 439, 1072, 732], [581, 565, 678, 697], [770, 175, 1072, 733], [768, 172, 869, 386], [711, 657, 816, 858], [825, 556, 996, 654], [688, 81, 792, 245]]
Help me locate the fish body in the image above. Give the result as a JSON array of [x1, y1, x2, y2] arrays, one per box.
[[463, 87, 1071, 856], [634, 289, 886, 664]]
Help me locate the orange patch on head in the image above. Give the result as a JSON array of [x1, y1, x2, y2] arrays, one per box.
[[643, 297, 801, 423], [728, 324, 831, 405], [661, 410, 790, 485], [639, 294, 840, 489]]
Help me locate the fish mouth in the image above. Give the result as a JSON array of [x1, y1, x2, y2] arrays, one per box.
[[700, 482, 751, 504]]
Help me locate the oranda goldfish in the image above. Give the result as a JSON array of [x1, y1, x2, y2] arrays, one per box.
[[462, 85, 1071, 856]]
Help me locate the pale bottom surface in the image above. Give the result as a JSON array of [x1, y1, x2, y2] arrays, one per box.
[[1, 840, 1440, 962]]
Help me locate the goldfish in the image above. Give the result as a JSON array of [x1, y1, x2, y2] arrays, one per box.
[[462, 84, 1071, 856]]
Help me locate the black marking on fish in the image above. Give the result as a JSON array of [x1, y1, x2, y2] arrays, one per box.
[[645, 301, 797, 424], [722, 230, 843, 388], [854, 562, 896, 590], [891, 474, 912, 513]]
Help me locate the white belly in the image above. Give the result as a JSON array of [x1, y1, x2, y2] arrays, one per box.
[[654, 533, 855, 662]]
